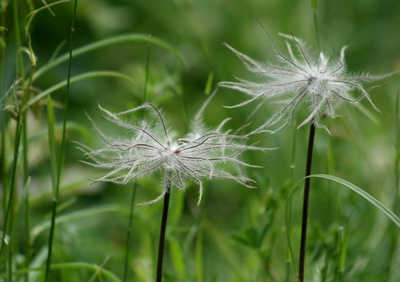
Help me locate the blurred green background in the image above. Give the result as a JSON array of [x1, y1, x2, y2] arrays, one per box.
[[2, 0, 400, 281]]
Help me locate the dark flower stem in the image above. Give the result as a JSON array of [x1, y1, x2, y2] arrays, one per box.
[[156, 174, 172, 282], [298, 122, 316, 282]]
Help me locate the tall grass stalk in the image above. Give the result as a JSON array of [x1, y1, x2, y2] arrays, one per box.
[[0, 0, 5, 179], [122, 183, 137, 281], [44, 0, 78, 280], [2, 116, 22, 281], [123, 40, 151, 282], [1, 0, 26, 278], [22, 110, 30, 282], [21, 29, 38, 282], [285, 121, 297, 281], [386, 93, 400, 279], [310, 0, 320, 52], [195, 213, 204, 282], [395, 92, 400, 221], [194, 76, 215, 282]]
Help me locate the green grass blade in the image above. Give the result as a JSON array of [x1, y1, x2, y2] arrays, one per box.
[[285, 173, 400, 274], [45, 94, 58, 281], [204, 219, 246, 281], [31, 205, 128, 242], [33, 33, 186, 81], [285, 183, 299, 274], [354, 103, 381, 126], [310, 0, 317, 12], [9, 178, 31, 245], [195, 225, 204, 282], [29, 247, 48, 281], [123, 38, 152, 282], [23, 71, 135, 110], [44, 1, 78, 280], [309, 174, 400, 228], [394, 97, 400, 202], [169, 236, 186, 279], [3, 262, 122, 282], [47, 95, 58, 192], [25, 1, 69, 35], [310, 0, 320, 52], [0, 117, 22, 271], [28, 120, 92, 147], [338, 211, 352, 280], [53, 262, 122, 282], [123, 184, 137, 282]]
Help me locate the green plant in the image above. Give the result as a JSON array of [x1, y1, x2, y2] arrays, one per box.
[[1, 1, 398, 281]]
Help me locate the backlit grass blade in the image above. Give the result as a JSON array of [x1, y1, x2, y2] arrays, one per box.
[[2, 262, 122, 282], [23, 71, 135, 110], [33, 33, 187, 81], [0, 88, 22, 275], [47, 95, 58, 192], [9, 178, 31, 245], [31, 205, 128, 242], [45, 94, 58, 281], [25, 1, 70, 34], [169, 236, 186, 279], [285, 173, 400, 274], [311, 0, 317, 12], [309, 174, 400, 228], [44, 1, 78, 280]]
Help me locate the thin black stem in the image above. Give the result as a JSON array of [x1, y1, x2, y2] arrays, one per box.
[[298, 122, 316, 282], [156, 175, 172, 282]]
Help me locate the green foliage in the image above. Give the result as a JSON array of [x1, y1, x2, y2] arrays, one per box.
[[1, 0, 399, 281], [309, 174, 400, 228]]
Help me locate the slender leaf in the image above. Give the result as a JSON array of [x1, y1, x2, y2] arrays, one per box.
[[311, 0, 317, 12], [33, 33, 186, 81], [169, 236, 186, 279], [5, 262, 122, 282], [9, 178, 31, 245], [309, 174, 400, 228], [23, 71, 135, 110], [285, 173, 400, 273], [47, 95, 58, 193], [25, 1, 69, 35], [31, 205, 128, 242], [195, 225, 204, 282]]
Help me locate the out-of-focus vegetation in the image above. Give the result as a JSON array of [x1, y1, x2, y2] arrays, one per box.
[[1, 0, 399, 281]]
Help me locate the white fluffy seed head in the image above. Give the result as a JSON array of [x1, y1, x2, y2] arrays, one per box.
[[219, 32, 391, 133], [77, 91, 270, 205]]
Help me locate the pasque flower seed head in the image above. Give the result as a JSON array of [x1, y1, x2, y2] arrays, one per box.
[[77, 92, 268, 205], [219, 32, 391, 133]]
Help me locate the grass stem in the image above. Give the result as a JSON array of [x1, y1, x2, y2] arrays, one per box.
[[122, 40, 151, 281], [44, 1, 78, 280], [122, 184, 137, 282], [0, 118, 22, 278]]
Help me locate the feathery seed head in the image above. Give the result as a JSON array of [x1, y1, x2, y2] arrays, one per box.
[[77, 92, 268, 205], [219, 32, 390, 133]]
